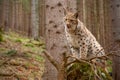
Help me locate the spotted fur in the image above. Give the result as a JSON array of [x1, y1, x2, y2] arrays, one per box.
[[64, 12, 105, 60]]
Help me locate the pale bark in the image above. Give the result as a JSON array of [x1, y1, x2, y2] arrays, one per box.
[[83, 0, 87, 25], [43, 51, 67, 80], [43, 0, 77, 80]]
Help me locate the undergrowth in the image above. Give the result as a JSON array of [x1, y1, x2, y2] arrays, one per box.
[[0, 31, 45, 80], [67, 61, 112, 80]]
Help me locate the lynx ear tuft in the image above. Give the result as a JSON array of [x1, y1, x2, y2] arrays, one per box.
[[63, 7, 68, 15], [74, 12, 78, 18]]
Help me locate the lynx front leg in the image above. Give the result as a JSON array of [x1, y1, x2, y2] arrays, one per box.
[[70, 47, 80, 59], [79, 47, 88, 59]]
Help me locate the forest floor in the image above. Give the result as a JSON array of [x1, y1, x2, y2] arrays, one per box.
[[0, 31, 113, 80], [0, 32, 45, 80]]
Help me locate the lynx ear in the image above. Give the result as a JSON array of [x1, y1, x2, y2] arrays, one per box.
[[63, 7, 68, 15], [74, 12, 78, 18]]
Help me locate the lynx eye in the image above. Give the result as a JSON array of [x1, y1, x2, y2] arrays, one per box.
[[70, 20, 77, 24], [70, 20, 74, 22], [64, 18, 67, 21]]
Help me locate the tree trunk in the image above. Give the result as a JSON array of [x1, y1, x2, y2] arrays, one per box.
[[42, 0, 77, 80], [57, 66, 66, 80], [39, 0, 45, 37], [3, 0, 9, 31], [111, 0, 120, 80], [0, 0, 4, 26], [31, 0, 39, 39]]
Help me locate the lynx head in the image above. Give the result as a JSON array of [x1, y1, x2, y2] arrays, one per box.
[[63, 9, 78, 33]]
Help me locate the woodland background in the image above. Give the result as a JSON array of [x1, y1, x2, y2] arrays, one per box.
[[0, 0, 120, 80]]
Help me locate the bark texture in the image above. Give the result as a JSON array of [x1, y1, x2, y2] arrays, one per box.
[[42, 0, 77, 80], [111, 0, 120, 80]]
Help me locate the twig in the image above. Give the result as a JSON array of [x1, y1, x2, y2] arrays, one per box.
[[90, 63, 102, 80], [89, 52, 120, 61], [66, 56, 91, 67], [0, 73, 14, 76], [0, 58, 11, 67]]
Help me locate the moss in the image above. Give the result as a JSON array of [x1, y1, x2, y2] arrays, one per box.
[[67, 62, 93, 80], [24, 43, 34, 47], [24, 53, 32, 58], [67, 62, 112, 80], [0, 34, 3, 42], [34, 55, 44, 62], [4, 49, 17, 56], [0, 28, 3, 42]]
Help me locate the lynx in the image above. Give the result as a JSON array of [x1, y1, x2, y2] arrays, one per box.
[[63, 11, 105, 61]]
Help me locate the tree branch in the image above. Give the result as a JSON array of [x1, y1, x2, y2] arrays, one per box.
[[89, 52, 120, 61], [43, 50, 59, 70], [66, 56, 91, 67]]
